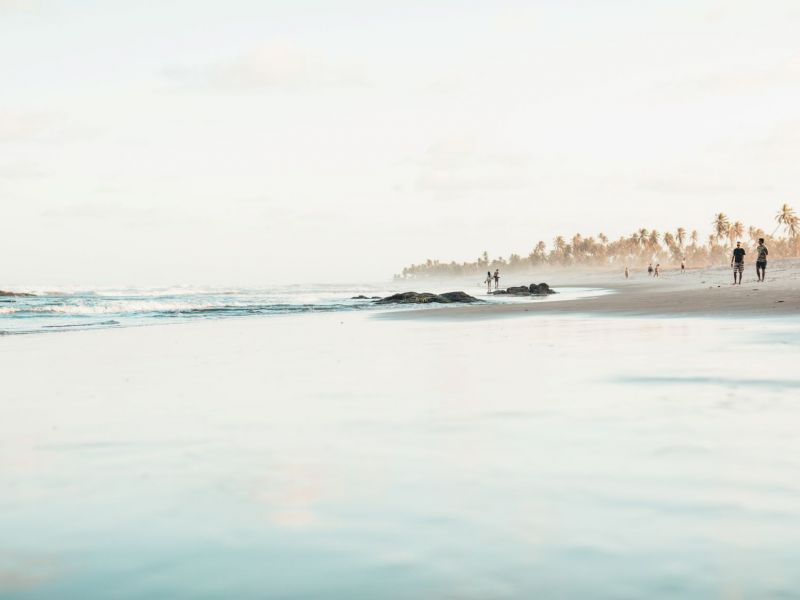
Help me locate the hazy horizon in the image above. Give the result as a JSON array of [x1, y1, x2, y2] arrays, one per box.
[[3, 1, 800, 286]]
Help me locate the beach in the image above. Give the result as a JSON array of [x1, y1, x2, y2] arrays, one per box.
[[2, 264, 800, 599], [389, 259, 800, 320]]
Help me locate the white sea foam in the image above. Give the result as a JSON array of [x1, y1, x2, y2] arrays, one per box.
[[0, 284, 609, 334]]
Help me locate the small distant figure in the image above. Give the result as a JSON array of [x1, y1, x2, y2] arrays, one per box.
[[731, 241, 745, 285], [624, 266, 629, 279], [485, 271, 492, 292], [654, 263, 660, 278], [756, 237, 769, 282], [493, 269, 500, 290], [680, 258, 686, 274], [647, 263, 654, 276]]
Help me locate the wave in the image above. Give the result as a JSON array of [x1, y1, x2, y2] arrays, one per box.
[[0, 288, 389, 334], [0, 301, 366, 316]]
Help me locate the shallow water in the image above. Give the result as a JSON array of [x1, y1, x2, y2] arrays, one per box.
[[0, 284, 606, 334], [1, 312, 799, 599]]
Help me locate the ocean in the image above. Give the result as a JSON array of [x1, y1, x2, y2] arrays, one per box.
[[0, 284, 608, 334]]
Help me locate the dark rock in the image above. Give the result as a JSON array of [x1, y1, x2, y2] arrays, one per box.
[[489, 283, 556, 296], [376, 291, 480, 304], [530, 283, 556, 295], [439, 291, 481, 303], [0, 290, 35, 297], [351, 295, 370, 299], [506, 286, 531, 295]]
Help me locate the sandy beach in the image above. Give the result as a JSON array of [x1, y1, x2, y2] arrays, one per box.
[[2, 274, 800, 598], [388, 258, 800, 320]]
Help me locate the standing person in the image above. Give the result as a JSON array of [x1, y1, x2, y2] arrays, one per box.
[[624, 266, 629, 279], [647, 263, 654, 276], [485, 271, 493, 293], [493, 269, 500, 290], [756, 238, 769, 282], [654, 264, 660, 278], [731, 241, 745, 285], [681, 258, 686, 274]]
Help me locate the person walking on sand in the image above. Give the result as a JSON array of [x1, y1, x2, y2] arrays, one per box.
[[493, 269, 500, 290], [731, 241, 745, 285], [756, 238, 769, 282], [485, 271, 493, 293], [647, 263, 654, 276], [624, 266, 629, 279], [654, 263, 660, 278]]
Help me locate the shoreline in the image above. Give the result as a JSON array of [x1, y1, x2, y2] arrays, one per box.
[[384, 259, 800, 320]]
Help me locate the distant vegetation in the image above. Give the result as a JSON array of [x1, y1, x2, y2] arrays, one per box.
[[396, 205, 800, 279]]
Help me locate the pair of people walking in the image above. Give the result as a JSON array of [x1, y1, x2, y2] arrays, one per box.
[[731, 238, 769, 284], [485, 269, 500, 292]]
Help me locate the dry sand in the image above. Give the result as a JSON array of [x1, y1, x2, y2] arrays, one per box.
[[387, 258, 800, 320]]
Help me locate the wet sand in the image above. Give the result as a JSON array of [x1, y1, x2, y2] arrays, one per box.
[[3, 291, 800, 597]]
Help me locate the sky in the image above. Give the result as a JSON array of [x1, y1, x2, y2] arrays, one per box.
[[2, 0, 800, 285]]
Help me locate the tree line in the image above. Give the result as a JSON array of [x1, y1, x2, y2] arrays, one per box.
[[396, 204, 800, 279]]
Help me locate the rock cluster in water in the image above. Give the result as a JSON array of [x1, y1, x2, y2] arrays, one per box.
[[0, 290, 35, 297], [375, 291, 481, 304], [351, 295, 382, 300], [490, 283, 556, 296]]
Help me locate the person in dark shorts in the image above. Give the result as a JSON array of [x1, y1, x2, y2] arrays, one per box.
[[654, 263, 660, 277], [647, 263, 654, 276], [493, 269, 500, 290], [731, 241, 745, 285], [756, 238, 768, 282]]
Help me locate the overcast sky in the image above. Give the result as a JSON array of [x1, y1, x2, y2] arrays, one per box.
[[2, 0, 800, 285]]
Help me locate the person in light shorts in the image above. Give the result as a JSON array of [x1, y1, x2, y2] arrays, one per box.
[[731, 241, 745, 285]]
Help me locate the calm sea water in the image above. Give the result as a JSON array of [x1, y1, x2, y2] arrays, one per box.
[[0, 284, 607, 334], [3, 308, 798, 598]]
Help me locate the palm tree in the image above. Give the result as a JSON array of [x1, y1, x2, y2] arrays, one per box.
[[398, 207, 800, 277], [571, 233, 583, 258], [649, 230, 661, 247], [729, 221, 744, 245], [713, 213, 730, 243], [775, 203, 796, 236], [788, 216, 800, 239]]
